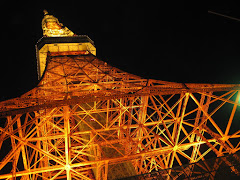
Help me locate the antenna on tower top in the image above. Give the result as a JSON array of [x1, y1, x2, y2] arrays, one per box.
[[208, 10, 240, 22], [43, 9, 49, 15]]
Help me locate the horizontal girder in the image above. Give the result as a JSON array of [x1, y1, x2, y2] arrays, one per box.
[[0, 53, 240, 179]]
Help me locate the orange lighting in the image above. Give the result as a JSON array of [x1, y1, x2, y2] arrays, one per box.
[[0, 10, 240, 180]]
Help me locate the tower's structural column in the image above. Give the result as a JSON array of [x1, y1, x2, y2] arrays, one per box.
[[0, 10, 240, 180], [35, 33, 136, 179]]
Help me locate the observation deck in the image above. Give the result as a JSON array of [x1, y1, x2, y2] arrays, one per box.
[[36, 35, 96, 79]]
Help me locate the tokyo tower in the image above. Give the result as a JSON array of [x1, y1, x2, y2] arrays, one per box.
[[0, 10, 240, 179]]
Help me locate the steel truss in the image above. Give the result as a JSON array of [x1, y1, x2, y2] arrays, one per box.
[[1, 53, 240, 179], [121, 151, 240, 180]]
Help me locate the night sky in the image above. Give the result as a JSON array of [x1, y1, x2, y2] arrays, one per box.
[[1, 1, 240, 100]]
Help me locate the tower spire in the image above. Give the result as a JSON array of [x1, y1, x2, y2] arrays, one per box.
[[41, 10, 74, 37], [43, 9, 48, 15]]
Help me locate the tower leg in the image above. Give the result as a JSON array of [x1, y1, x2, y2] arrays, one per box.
[[63, 106, 71, 179]]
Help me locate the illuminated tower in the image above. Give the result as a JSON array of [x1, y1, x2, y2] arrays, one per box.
[[0, 10, 240, 179]]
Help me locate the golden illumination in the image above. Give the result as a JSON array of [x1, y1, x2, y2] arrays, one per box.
[[65, 164, 71, 170], [42, 10, 74, 37], [173, 145, 178, 151], [0, 10, 240, 180], [36, 42, 96, 79]]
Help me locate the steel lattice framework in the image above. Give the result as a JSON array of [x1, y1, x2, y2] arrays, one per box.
[[0, 51, 240, 179], [1, 11, 240, 180]]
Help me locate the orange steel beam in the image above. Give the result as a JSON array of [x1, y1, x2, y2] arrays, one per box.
[[1, 53, 240, 179], [0, 138, 217, 179], [1, 54, 240, 117]]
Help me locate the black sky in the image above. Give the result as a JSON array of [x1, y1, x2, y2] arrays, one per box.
[[1, 1, 240, 100]]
